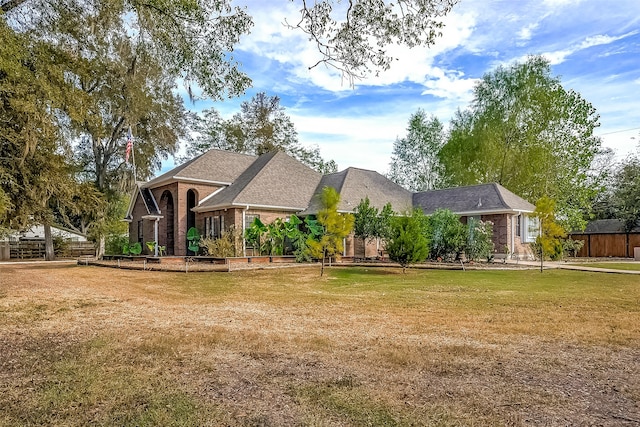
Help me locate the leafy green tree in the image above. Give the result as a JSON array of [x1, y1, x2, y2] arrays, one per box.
[[593, 147, 640, 231], [386, 209, 429, 272], [388, 110, 445, 191], [532, 196, 566, 271], [353, 197, 379, 256], [428, 209, 466, 261], [3, 0, 458, 88], [465, 218, 494, 262], [188, 93, 337, 174], [307, 187, 354, 276], [439, 56, 602, 231]]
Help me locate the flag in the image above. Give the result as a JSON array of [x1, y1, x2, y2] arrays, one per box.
[[125, 127, 133, 163]]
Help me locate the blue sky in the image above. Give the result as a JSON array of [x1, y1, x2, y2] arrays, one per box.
[[170, 0, 640, 175]]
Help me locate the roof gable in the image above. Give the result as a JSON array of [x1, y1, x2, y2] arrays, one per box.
[[195, 151, 322, 211], [413, 183, 535, 215], [145, 149, 256, 188], [303, 167, 413, 214]]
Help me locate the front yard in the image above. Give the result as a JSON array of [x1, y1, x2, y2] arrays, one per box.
[[1, 264, 639, 426]]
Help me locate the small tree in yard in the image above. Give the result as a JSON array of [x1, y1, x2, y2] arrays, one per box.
[[354, 197, 379, 257], [532, 196, 566, 272], [466, 218, 494, 261], [428, 209, 466, 261], [386, 209, 429, 273], [307, 187, 354, 276]]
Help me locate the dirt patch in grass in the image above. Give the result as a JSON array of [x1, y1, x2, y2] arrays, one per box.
[[1, 264, 640, 426]]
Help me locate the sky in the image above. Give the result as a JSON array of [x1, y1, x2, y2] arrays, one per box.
[[168, 0, 640, 176]]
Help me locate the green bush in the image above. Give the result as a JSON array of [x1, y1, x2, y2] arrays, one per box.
[[106, 235, 129, 255], [428, 209, 466, 261]]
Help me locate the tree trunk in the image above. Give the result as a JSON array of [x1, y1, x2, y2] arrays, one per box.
[[43, 222, 55, 261], [96, 235, 105, 259]]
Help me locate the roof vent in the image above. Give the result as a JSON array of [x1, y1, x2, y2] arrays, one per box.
[[477, 197, 482, 208]]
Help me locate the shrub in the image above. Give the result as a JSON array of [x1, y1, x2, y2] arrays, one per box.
[[428, 209, 466, 261], [106, 234, 129, 255], [466, 218, 494, 261]]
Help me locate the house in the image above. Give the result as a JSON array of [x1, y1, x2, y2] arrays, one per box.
[[414, 184, 536, 258], [126, 149, 536, 258]]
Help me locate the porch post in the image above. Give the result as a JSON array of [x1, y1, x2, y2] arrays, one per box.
[[154, 218, 159, 257]]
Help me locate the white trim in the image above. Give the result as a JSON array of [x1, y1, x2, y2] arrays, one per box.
[[194, 202, 306, 213], [148, 176, 232, 189], [450, 208, 534, 216], [125, 185, 140, 218], [141, 214, 163, 220], [197, 186, 227, 206]]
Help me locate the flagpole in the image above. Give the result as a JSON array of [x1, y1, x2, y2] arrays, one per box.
[[128, 126, 137, 183]]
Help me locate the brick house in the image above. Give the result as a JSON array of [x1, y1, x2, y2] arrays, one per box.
[[126, 149, 536, 258]]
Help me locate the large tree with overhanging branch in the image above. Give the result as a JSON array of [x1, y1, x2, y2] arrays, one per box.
[[1, 0, 460, 256]]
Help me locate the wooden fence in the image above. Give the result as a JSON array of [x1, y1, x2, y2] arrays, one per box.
[[569, 232, 640, 258], [4, 241, 95, 260]]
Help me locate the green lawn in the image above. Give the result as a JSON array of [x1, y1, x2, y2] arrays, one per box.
[[567, 262, 640, 271], [1, 264, 639, 426]]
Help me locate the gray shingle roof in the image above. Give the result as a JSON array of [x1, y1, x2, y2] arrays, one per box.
[[145, 149, 256, 188], [572, 219, 640, 234], [302, 167, 414, 215], [413, 183, 535, 215], [194, 151, 322, 211]]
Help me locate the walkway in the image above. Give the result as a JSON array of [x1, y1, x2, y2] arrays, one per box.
[[507, 259, 640, 275]]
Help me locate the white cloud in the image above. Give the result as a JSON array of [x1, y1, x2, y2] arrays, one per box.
[[518, 22, 539, 41]]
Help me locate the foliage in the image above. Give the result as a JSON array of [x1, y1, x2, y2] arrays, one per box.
[[562, 238, 584, 258], [145, 241, 165, 256], [593, 147, 640, 231], [105, 234, 129, 255], [465, 218, 494, 262], [199, 228, 239, 258], [533, 197, 566, 267], [439, 56, 602, 231], [244, 217, 268, 255], [187, 227, 201, 254], [353, 197, 379, 243], [353, 198, 395, 257], [386, 210, 429, 272], [428, 209, 466, 261], [286, 0, 460, 82], [388, 110, 445, 191], [307, 187, 354, 275], [122, 241, 142, 256], [187, 92, 337, 174]]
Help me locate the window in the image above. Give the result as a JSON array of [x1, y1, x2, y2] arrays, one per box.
[[137, 220, 143, 244], [522, 215, 539, 243], [245, 214, 260, 227], [516, 215, 521, 237], [205, 215, 225, 239]]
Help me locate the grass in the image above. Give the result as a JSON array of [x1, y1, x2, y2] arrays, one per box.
[[1, 264, 639, 426], [567, 262, 640, 271]]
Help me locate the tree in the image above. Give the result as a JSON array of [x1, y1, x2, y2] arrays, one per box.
[[3, 0, 459, 90], [353, 197, 379, 256], [386, 209, 429, 272], [307, 187, 354, 276], [465, 218, 494, 262], [388, 110, 445, 191], [428, 209, 466, 261], [3, 0, 253, 100], [532, 196, 566, 271], [595, 147, 640, 231], [0, 19, 85, 260], [286, 0, 460, 83], [439, 56, 602, 231], [188, 93, 337, 174]]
